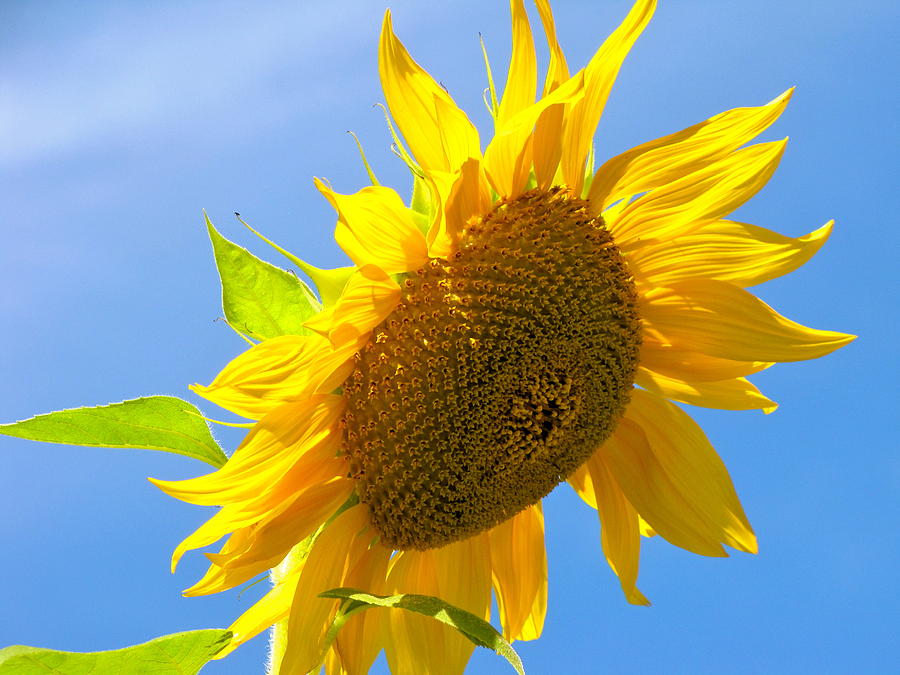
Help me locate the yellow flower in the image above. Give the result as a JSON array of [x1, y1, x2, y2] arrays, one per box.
[[151, 1, 854, 673]]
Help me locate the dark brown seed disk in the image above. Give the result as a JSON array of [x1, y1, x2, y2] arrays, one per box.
[[341, 187, 642, 550]]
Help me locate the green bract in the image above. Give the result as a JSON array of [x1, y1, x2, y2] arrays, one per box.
[[0, 630, 232, 675], [206, 213, 321, 340], [0, 396, 227, 468]]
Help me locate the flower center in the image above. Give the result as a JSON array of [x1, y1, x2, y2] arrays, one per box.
[[341, 187, 642, 550]]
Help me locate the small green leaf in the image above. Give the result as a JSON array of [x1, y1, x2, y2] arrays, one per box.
[[320, 588, 525, 675], [0, 396, 228, 468], [206, 214, 321, 341], [0, 629, 232, 674]]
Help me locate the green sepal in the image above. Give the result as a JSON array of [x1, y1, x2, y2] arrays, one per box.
[[0, 629, 232, 675], [0, 396, 228, 468], [319, 588, 525, 675], [206, 213, 322, 340], [410, 178, 433, 235], [347, 130, 380, 186], [232, 214, 354, 308], [582, 143, 596, 197], [410, 174, 433, 215]]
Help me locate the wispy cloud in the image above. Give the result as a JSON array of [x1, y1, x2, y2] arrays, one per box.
[[0, 0, 383, 168]]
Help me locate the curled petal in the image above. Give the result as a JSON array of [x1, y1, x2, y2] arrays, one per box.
[[189, 335, 347, 420], [379, 10, 480, 173], [635, 367, 777, 413], [560, 0, 656, 193], [642, 279, 856, 363], [589, 89, 793, 212], [304, 264, 401, 351], [483, 68, 585, 197], [496, 0, 537, 125], [612, 140, 788, 248], [628, 219, 833, 288], [316, 180, 429, 274]]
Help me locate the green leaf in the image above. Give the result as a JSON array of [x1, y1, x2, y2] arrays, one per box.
[[0, 396, 227, 468], [206, 214, 322, 341], [0, 629, 232, 674], [319, 588, 526, 675]]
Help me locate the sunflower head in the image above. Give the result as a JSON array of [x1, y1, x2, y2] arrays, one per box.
[[344, 186, 642, 550], [149, 1, 854, 672]]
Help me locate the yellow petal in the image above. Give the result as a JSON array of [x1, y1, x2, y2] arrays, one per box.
[[184, 527, 259, 594], [384, 550, 449, 675], [585, 453, 650, 606], [213, 567, 300, 659], [434, 534, 493, 671], [315, 180, 429, 274], [384, 536, 492, 675], [612, 140, 787, 248], [560, 0, 656, 193], [642, 279, 856, 363], [166, 456, 347, 576], [567, 463, 595, 508], [604, 391, 757, 555], [331, 542, 393, 675], [635, 367, 778, 413], [534, 0, 570, 94], [483, 68, 585, 196], [496, 0, 537, 124], [598, 419, 723, 557], [187, 479, 354, 595], [428, 157, 491, 259], [189, 335, 347, 420], [280, 504, 371, 675], [488, 504, 548, 641], [628, 219, 834, 288], [150, 395, 343, 508], [379, 10, 480, 173], [639, 340, 771, 381], [532, 104, 565, 189], [304, 264, 401, 351], [588, 89, 793, 211], [531, 0, 571, 188]]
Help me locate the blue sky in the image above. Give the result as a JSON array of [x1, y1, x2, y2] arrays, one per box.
[[1, 1, 897, 673]]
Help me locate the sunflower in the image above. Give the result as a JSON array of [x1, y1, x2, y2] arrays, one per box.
[[151, 1, 854, 673]]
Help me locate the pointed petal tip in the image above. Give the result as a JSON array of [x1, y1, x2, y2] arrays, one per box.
[[736, 535, 759, 555], [773, 86, 796, 105], [147, 476, 176, 497], [727, 524, 758, 554], [805, 219, 835, 243], [182, 581, 209, 597], [380, 8, 394, 38], [171, 547, 185, 574]]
